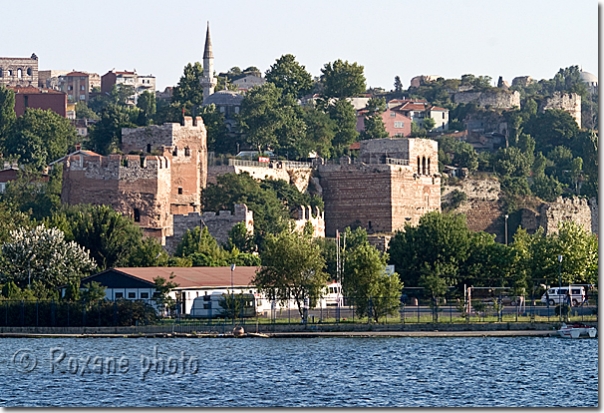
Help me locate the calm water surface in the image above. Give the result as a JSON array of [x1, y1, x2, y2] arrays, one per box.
[[0, 336, 598, 407]]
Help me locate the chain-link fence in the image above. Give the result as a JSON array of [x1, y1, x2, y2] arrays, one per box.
[[0, 295, 597, 328]]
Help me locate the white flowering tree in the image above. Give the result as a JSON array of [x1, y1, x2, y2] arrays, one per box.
[[0, 225, 97, 290]]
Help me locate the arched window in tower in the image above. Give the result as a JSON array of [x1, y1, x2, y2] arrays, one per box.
[[27, 68, 32, 76], [417, 157, 421, 175], [172, 146, 178, 156], [428, 158, 431, 175], [17, 69, 22, 79], [422, 156, 426, 175], [184, 147, 191, 156], [146, 144, 151, 153]]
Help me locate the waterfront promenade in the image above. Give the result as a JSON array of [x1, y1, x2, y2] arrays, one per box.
[[0, 321, 592, 338]]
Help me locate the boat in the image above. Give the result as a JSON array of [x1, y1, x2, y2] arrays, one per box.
[[558, 323, 597, 339]]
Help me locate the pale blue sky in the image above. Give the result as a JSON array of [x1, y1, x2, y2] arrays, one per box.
[[2, 0, 598, 91]]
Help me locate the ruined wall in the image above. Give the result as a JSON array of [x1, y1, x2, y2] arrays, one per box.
[[454, 90, 520, 109], [319, 138, 440, 236], [537, 196, 592, 235], [293, 205, 325, 238], [61, 154, 173, 241], [539, 92, 581, 127], [121, 116, 207, 214], [207, 164, 313, 192], [0, 55, 39, 87], [164, 204, 254, 254]]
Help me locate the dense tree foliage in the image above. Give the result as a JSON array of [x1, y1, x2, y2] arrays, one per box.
[[320, 59, 367, 99], [265, 54, 313, 98], [254, 230, 328, 317]]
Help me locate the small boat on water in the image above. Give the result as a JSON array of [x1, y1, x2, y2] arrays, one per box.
[[558, 323, 597, 339]]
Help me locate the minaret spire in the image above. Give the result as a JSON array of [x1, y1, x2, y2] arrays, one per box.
[[200, 21, 217, 100]]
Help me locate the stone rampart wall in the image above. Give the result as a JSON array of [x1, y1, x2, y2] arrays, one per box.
[[454, 90, 520, 109]]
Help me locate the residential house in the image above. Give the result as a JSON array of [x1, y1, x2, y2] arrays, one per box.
[[0, 164, 49, 193], [8, 86, 67, 117], [356, 105, 412, 137], [59, 71, 90, 104], [101, 70, 156, 103], [389, 99, 449, 132], [232, 74, 265, 93]]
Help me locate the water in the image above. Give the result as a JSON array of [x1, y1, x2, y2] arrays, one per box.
[[0, 336, 598, 407]]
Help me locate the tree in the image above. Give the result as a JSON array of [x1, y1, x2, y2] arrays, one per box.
[[494, 147, 531, 177], [80, 281, 107, 305], [152, 273, 179, 315], [199, 104, 230, 153], [393, 76, 403, 95], [52, 204, 145, 270], [75, 102, 99, 121], [1, 166, 63, 220], [136, 90, 156, 125], [388, 212, 473, 287], [87, 104, 136, 155], [301, 106, 336, 158], [226, 222, 256, 253], [4, 108, 77, 170], [126, 237, 170, 267], [360, 97, 389, 140], [327, 99, 359, 157], [343, 243, 402, 322], [254, 230, 328, 317], [0, 85, 16, 150], [265, 54, 313, 98], [320, 59, 367, 99], [422, 116, 436, 132], [175, 226, 230, 266], [0, 225, 97, 290], [524, 109, 579, 155], [237, 83, 284, 154], [171, 62, 205, 113]]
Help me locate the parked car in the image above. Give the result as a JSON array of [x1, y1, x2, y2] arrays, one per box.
[[541, 286, 585, 306]]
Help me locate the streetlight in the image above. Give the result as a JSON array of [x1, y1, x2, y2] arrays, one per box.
[[558, 255, 563, 321], [504, 214, 509, 246], [230, 263, 236, 321]]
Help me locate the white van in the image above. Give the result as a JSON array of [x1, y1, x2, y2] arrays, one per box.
[[541, 286, 586, 306]]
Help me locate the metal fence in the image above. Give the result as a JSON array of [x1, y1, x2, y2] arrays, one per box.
[[0, 297, 597, 328]]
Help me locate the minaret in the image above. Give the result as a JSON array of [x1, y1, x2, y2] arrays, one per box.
[[200, 21, 217, 100]]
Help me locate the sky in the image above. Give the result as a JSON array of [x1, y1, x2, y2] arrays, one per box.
[[2, 0, 599, 91]]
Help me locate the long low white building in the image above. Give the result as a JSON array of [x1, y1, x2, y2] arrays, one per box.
[[73, 267, 342, 317]]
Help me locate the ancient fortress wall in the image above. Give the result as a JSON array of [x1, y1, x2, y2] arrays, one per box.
[[207, 164, 313, 192], [454, 90, 520, 109], [539, 92, 581, 127], [293, 205, 325, 238], [165, 204, 254, 254]]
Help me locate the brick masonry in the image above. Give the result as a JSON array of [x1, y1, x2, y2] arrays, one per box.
[[318, 138, 441, 236]]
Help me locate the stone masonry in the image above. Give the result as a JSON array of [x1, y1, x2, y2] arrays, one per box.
[[539, 92, 581, 127], [61, 116, 207, 244], [0, 54, 39, 87], [317, 138, 440, 236], [165, 204, 254, 254], [454, 90, 520, 109]]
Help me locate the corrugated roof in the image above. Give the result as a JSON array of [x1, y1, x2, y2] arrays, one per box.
[[112, 266, 260, 289]]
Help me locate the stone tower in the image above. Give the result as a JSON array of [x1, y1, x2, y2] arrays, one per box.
[[200, 22, 217, 100]]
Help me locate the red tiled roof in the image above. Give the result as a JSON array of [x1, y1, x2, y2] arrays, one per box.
[[7, 86, 64, 94], [113, 267, 260, 289], [349, 141, 361, 150], [65, 71, 89, 77]]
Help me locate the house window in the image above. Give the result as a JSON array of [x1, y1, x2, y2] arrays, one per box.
[[219, 106, 225, 113], [184, 147, 190, 156], [141, 292, 149, 299], [24, 96, 29, 107], [80, 85, 85, 91], [79, 95, 85, 100], [178, 187, 183, 195], [115, 292, 123, 299], [394, 121, 404, 128], [442, 112, 445, 119], [133, 208, 141, 222], [128, 292, 136, 299], [234, 106, 240, 114], [68, 85, 73, 91]]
